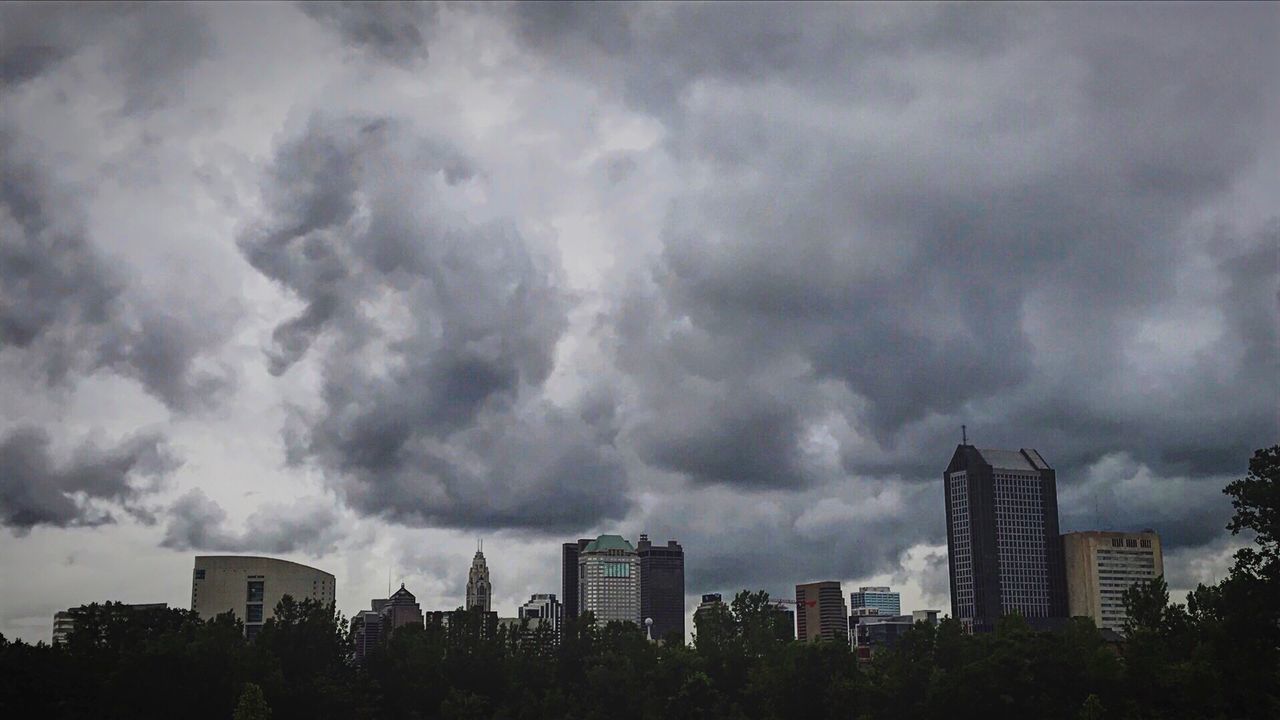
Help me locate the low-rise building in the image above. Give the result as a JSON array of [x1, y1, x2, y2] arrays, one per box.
[[191, 556, 335, 640], [52, 603, 169, 645]]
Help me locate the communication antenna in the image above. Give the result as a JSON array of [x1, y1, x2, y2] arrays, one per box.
[[962, 425, 968, 445], [387, 566, 391, 597]]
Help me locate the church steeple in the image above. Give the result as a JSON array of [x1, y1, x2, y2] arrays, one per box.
[[466, 544, 491, 613]]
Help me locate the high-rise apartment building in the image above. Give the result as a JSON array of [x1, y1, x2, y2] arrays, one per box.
[[850, 586, 900, 616], [466, 547, 491, 612], [191, 556, 335, 639], [562, 538, 592, 620], [944, 445, 1067, 632], [795, 581, 849, 643], [1063, 530, 1164, 634], [578, 534, 641, 626], [637, 534, 685, 640]]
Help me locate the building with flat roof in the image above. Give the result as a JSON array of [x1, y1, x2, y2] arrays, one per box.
[[52, 603, 168, 645], [191, 556, 335, 639], [579, 534, 641, 626], [944, 445, 1067, 632], [518, 593, 562, 640], [562, 538, 592, 621], [1063, 530, 1164, 634], [850, 586, 900, 616], [637, 534, 685, 641], [796, 581, 848, 643]]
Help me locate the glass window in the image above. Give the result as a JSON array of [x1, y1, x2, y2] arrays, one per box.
[[194, 569, 206, 580], [247, 580, 265, 602], [246, 604, 264, 623]]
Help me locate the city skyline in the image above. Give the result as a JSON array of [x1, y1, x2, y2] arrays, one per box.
[[2, 3, 1276, 645]]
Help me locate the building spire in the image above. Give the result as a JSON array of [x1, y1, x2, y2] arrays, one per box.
[[962, 424, 968, 445]]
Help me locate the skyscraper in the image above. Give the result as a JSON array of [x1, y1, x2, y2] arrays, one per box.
[[637, 534, 685, 641], [578, 534, 641, 625], [562, 538, 592, 620], [518, 593, 563, 640], [795, 581, 849, 643], [849, 586, 900, 616], [466, 546, 491, 612], [944, 445, 1067, 632], [1063, 530, 1164, 634]]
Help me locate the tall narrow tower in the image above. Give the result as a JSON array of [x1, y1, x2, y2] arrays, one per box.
[[466, 544, 492, 612]]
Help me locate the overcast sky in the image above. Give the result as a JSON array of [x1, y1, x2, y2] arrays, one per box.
[[1, 2, 1277, 643]]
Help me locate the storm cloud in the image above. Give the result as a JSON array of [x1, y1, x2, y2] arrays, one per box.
[[0, 425, 177, 533], [0, 3, 1275, 641], [241, 115, 630, 531], [162, 489, 344, 557]]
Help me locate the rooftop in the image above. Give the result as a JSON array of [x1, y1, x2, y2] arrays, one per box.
[[583, 534, 635, 553], [975, 448, 1051, 472]]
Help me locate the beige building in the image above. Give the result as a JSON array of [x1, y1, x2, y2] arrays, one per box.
[[1063, 530, 1163, 633], [191, 556, 335, 639], [795, 581, 849, 643]]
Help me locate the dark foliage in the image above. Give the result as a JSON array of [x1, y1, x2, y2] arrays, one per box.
[[1, 446, 1276, 719]]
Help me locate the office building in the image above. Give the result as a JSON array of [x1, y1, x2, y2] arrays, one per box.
[[578, 534, 641, 625], [382, 583, 425, 629], [191, 556, 335, 639], [562, 538, 592, 620], [351, 610, 383, 662], [852, 610, 940, 650], [637, 534, 685, 640], [1063, 530, 1164, 634], [466, 547, 492, 612], [695, 593, 725, 620], [52, 603, 168, 645], [795, 581, 849, 643], [518, 593, 562, 639], [944, 445, 1067, 632], [850, 586, 900, 616]]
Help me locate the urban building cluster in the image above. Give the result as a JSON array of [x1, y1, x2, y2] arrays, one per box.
[[48, 443, 1165, 659]]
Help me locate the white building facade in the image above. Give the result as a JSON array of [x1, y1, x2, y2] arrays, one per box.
[[578, 535, 641, 626], [191, 556, 335, 639]]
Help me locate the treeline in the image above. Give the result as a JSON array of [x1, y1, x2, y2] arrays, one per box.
[[2, 447, 1276, 720]]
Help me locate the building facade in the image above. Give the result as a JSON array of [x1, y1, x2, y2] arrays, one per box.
[[852, 610, 940, 650], [562, 538, 592, 620], [466, 548, 492, 612], [191, 556, 335, 639], [578, 534, 642, 626], [637, 534, 685, 641], [795, 581, 849, 643], [518, 593, 563, 638], [944, 445, 1067, 632], [850, 586, 900, 616], [1063, 530, 1164, 633], [351, 610, 383, 662]]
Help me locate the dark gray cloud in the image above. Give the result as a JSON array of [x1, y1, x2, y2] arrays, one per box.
[[0, 425, 177, 533], [0, 3, 211, 112], [0, 128, 232, 411], [302, 1, 436, 66], [241, 115, 630, 531], [161, 489, 343, 556], [512, 2, 1278, 569]]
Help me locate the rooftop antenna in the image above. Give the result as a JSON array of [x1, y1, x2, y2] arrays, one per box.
[[962, 425, 968, 445], [387, 566, 391, 597]]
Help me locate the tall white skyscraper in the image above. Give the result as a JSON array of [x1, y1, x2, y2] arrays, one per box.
[[1063, 530, 1164, 633]]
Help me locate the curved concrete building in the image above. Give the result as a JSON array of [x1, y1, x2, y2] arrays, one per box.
[[191, 556, 335, 638]]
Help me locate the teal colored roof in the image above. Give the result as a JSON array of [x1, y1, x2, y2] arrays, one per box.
[[583, 534, 635, 553]]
